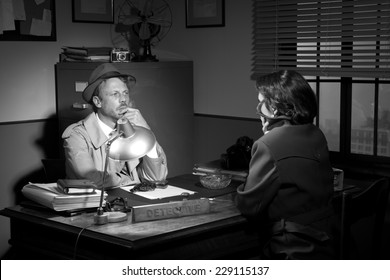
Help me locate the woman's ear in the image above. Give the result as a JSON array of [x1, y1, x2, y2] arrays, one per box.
[[92, 96, 102, 108]]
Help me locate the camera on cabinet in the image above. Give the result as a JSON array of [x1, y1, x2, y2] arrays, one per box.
[[110, 48, 131, 62]]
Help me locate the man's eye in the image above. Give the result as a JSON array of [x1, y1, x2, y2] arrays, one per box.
[[111, 92, 128, 97]]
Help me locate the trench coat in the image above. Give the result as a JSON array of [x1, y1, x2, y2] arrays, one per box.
[[62, 113, 168, 189]]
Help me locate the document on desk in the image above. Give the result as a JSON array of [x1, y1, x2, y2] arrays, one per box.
[[121, 185, 196, 200], [21, 182, 106, 211]]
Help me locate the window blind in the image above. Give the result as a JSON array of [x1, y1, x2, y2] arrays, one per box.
[[252, 0, 390, 79]]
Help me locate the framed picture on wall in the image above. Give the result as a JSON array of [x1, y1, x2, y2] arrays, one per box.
[[72, 0, 114, 23], [186, 0, 225, 28]]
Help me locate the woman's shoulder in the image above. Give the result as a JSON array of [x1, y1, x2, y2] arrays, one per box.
[[259, 123, 325, 150], [265, 123, 320, 138]]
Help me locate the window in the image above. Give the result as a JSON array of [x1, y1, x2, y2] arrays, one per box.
[[252, 0, 390, 78], [253, 0, 390, 170]]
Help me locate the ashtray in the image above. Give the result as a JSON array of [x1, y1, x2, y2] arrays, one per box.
[[199, 174, 232, 190]]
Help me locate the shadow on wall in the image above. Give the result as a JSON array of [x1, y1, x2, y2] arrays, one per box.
[[12, 116, 60, 205]]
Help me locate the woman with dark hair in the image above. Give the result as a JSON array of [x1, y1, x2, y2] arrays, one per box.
[[235, 70, 336, 259]]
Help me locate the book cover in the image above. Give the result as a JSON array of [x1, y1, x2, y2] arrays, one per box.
[[62, 46, 112, 56], [57, 179, 97, 194]]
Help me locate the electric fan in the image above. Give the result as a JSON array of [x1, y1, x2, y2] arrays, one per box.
[[112, 0, 172, 61]]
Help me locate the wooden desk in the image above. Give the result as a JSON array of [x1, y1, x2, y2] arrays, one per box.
[[1, 174, 259, 260]]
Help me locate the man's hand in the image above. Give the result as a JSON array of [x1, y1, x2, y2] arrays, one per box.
[[122, 107, 159, 158], [122, 107, 150, 129]]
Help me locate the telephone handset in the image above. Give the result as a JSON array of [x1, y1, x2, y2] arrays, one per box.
[[266, 115, 291, 125], [263, 114, 292, 131], [256, 102, 292, 131]]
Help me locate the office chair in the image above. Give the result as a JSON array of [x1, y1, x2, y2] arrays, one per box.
[[41, 158, 66, 182], [340, 177, 390, 259]]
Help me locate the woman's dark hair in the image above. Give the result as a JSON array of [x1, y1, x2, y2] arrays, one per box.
[[256, 70, 317, 125]]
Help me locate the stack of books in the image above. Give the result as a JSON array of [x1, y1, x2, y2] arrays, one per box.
[[60, 46, 112, 62], [192, 160, 248, 182], [22, 180, 106, 211]]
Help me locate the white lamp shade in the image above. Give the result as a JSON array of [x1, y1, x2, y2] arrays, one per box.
[[108, 118, 156, 160]]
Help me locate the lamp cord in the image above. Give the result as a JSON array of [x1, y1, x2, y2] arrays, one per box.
[[73, 224, 93, 259]]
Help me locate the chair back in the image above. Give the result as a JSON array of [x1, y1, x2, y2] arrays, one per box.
[[41, 158, 66, 182], [340, 177, 390, 259]]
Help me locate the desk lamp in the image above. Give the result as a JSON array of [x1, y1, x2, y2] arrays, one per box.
[[94, 117, 156, 225]]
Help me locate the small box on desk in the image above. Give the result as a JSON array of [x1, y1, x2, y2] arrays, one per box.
[[333, 168, 344, 191]]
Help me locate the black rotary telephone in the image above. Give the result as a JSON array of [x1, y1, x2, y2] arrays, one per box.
[[220, 136, 254, 170]]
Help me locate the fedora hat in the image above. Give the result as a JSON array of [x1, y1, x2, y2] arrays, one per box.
[[82, 63, 136, 102]]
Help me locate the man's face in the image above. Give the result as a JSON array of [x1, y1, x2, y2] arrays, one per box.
[[93, 77, 130, 127]]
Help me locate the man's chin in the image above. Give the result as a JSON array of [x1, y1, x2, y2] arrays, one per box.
[[117, 111, 126, 118]]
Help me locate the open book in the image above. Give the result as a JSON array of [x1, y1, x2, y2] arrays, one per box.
[[22, 182, 106, 211]]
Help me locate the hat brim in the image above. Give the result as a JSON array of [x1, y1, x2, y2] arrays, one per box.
[[82, 72, 135, 103]]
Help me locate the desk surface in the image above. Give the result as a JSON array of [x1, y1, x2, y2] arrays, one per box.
[[2, 174, 371, 259], [1, 174, 259, 260]]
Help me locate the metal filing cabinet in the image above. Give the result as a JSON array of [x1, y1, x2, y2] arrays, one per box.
[[55, 61, 194, 177]]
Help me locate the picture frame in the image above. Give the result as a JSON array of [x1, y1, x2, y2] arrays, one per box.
[[72, 0, 114, 23], [0, 0, 56, 41], [186, 0, 225, 28]]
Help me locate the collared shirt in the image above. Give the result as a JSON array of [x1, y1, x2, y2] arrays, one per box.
[[96, 113, 114, 138]]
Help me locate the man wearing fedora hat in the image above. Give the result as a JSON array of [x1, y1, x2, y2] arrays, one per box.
[[62, 63, 168, 189]]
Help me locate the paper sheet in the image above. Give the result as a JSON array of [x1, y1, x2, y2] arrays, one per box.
[[30, 17, 51, 36], [0, 0, 16, 33], [121, 185, 196, 200], [13, 0, 26, 21]]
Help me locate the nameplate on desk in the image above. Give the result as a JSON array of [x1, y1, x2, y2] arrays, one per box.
[[131, 198, 210, 223]]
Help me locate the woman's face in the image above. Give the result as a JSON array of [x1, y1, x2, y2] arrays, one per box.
[[257, 93, 274, 128]]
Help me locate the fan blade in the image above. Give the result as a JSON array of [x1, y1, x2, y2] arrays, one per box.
[[142, 0, 153, 16], [123, 15, 143, 25], [151, 2, 170, 17], [146, 16, 171, 27], [139, 22, 151, 40]]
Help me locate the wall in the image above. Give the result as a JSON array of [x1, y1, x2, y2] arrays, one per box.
[[0, 0, 257, 258], [193, 115, 261, 163], [0, 0, 256, 122], [158, 0, 262, 164], [157, 0, 256, 118]]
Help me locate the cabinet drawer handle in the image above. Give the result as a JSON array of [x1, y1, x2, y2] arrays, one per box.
[[72, 103, 90, 109]]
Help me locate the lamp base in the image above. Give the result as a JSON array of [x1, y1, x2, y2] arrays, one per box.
[[94, 212, 127, 225]]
